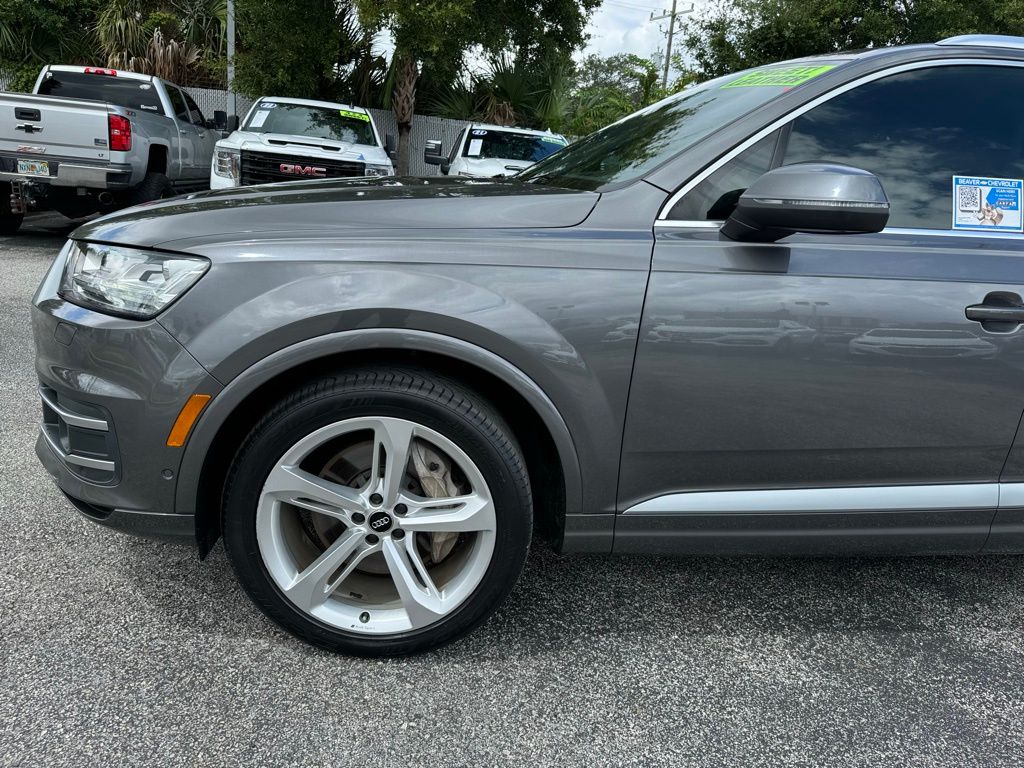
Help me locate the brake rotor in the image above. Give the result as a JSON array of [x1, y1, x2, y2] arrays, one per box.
[[298, 437, 467, 576]]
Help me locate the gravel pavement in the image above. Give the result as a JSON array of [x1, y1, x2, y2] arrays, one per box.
[[2, 214, 1024, 767]]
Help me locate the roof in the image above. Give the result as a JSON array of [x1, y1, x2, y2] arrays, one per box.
[[44, 65, 156, 83], [468, 122, 567, 140]]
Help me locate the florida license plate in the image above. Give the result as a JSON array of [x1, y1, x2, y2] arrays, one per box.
[[17, 159, 49, 176]]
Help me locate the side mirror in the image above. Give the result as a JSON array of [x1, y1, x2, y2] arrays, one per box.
[[722, 163, 890, 243], [213, 110, 227, 131], [226, 114, 240, 133], [385, 133, 398, 163], [423, 139, 443, 166]]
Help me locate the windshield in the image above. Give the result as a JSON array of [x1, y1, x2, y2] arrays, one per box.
[[462, 129, 567, 163], [244, 102, 378, 146], [518, 62, 840, 191], [37, 71, 164, 113]]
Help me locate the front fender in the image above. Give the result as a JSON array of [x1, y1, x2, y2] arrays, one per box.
[[172, 328, 584, 531]]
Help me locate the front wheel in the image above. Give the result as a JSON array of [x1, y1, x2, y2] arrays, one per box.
[[223, 368, 533, 656]]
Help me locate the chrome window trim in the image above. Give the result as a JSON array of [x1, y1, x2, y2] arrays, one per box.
[[657, 57, 1024, 222], [623, 483, 1014, 515]]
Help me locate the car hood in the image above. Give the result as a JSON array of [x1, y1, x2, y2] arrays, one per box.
[[73, 176, 598, 249], [218, 131, 392, 166]]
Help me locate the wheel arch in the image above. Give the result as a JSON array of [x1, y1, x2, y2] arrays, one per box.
[[177, 329, 583, 558], [147, 142, 169, 175]]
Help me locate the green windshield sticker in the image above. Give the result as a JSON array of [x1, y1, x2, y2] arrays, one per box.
[[339, 108, 370, 122], [540, 136, 567, 144], [722, 65, 836, 88]]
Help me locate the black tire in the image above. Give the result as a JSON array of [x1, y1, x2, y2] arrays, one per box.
[[223, 367, 533, 656], [0, 182, 23, 235], [130, 172, 174, 205]]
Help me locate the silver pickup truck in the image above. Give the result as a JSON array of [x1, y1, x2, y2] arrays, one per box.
[[0, 65, 226, 234]]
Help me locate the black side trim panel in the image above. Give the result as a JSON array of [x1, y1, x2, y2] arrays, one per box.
[[613, 509, 994, 556]]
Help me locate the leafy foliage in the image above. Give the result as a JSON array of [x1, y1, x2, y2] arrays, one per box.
[[356, 0, 599, 172], [233, 0, 386, 105], [681, 0, 1024, 80]]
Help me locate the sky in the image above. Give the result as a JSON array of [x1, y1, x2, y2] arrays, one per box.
[[582, 0, 707, 65]]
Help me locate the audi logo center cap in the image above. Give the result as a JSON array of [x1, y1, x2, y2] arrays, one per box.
[[368, 511, 393, 533]]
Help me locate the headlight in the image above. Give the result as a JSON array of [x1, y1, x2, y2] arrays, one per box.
[[364, 164, 393, 177], [214, 148, 240, 180], [58, 242, 209, 320]]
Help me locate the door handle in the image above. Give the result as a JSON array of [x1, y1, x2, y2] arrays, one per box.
[[966, 292, 1024, 331]]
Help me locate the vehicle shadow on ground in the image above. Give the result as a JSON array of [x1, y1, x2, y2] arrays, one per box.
[[118, 534, 1024, 661]]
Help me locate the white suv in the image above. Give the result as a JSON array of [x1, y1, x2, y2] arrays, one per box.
[[211, 97, 395, 188], [423, 123, 568, 178]]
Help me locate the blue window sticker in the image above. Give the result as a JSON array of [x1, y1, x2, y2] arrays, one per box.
[[952, 176, 1022, 232]]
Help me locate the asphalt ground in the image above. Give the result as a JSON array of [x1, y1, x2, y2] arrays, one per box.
[[2, 213, 1024, 767]]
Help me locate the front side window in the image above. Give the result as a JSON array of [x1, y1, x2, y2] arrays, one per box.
[[243, 102, 378, 146], [783, 65, 1024, 229], [669, 131, 779, 220], [181, 90, 206, 126], [168, 87, 191, 123]]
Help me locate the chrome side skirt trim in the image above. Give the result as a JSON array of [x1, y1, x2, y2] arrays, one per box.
[[622, 484, 1018, 515]]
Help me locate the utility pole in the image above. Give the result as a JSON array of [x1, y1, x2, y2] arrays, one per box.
[[226, 0, 236, 118], [650, 1, 694, 89]]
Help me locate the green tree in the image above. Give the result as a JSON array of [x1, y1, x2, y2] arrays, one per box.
[[356, 0, 598, 174], [0, 0, 100, 89], [565, 53, 691, 137], [234, 0, 384, 105], [682, 0, 1024, 80]]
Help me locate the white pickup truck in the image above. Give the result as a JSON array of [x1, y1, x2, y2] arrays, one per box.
[[211, 97, 395, 188], [0, 65, 224, 233]]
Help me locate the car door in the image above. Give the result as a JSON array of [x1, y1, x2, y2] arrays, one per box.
[[618, 60, 1024, 554], [181, 89, 217, 177], [166, 85, 203, 180]]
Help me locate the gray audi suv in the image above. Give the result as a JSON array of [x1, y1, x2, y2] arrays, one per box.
[[32, 36, 1024, 655]]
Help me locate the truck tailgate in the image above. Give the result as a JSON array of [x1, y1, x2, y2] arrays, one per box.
[[0, 92, 109, 161]]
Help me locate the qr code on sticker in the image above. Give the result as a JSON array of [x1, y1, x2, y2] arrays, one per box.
[[958, 185, 981, 212]]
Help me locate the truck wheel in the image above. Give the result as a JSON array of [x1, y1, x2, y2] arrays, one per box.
[[130, 173, 175, 205], [0, 183, 23, 235]]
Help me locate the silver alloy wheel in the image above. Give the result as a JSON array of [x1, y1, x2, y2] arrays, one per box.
[[256, 416, 496, 635]]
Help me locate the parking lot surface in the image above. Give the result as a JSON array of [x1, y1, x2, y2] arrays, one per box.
[[3, 215, 1024, 767]]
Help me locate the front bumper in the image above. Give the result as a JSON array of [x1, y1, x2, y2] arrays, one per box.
[[32, 262, 221, 541]]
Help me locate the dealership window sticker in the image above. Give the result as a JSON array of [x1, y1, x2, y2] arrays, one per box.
[[952, 176, 1023, 232], [250, 110, 270, 128], [722, 65, 836, 88]]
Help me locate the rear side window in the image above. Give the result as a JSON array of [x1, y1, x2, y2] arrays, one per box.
[[783, 65, 1024, 229], [37, 71, 164, 113]]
